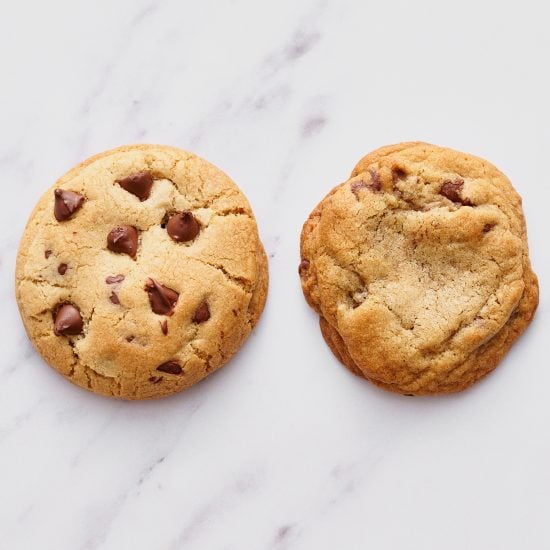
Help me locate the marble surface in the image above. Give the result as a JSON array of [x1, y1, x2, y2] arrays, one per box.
[[1, 1, 549, 548]]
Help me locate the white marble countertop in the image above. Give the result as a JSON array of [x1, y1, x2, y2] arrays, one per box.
[[1, 1, 549, 548]]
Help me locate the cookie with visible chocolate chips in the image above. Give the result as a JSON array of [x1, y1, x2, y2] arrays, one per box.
[[16, 144, 268, 399], [300, 142, 538, 395]]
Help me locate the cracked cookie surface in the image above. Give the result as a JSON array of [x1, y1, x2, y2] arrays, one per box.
[[300, 142, 538, 395], [16, 144, 268, 399]]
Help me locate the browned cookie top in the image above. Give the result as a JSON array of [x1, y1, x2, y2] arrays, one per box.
[[300, 142, 538, 395], [16, 145, 268, 399]]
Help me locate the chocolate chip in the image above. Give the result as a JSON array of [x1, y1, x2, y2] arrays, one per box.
[[299, 258, 310, 276], [392, 167, 407, 182], [440, 180, 463, 202], [160, 320, 168, 335], [483, 223, 494, 233], [45, 250, 52, 259], [54, 304, 84, 336], [157, 361, 183, 375], [117, 172, 153, 201], [54, 189, 85, 221], [145, 278, 179, 316], [440, 178, 473, 206], [149, 376, 163, 384], [192, 302, 210, 323], [351, 169, 380, 199], [58, 263, 68, 275], [126, 335, 135, 343], [109, 292, 120, 305], [106, 274, 125, 284], [166, 211, 201, 243], [369, 168, 381, 192], [107, 226, 138, 258], [350, 180, 368, 198]]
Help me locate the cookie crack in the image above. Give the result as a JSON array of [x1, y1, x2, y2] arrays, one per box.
[[379, 300, 414, 332], [67, 340, 79, 378], [189, 341, 214, 372], [83, 366, 93, 389], [20, 276, 65, 289], [212, 208, 254, 221], [356, 274, 530, 392], [186, 257, 254, 293], [164, 173, 236, 213]]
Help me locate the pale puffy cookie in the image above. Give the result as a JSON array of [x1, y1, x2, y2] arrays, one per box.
[[300, 142, 538, 395], [16, 145, 268, 399]]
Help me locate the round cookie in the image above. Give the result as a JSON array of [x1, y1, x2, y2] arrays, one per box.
[[300, 142, 538, 395], [16, 144, 268, 400]]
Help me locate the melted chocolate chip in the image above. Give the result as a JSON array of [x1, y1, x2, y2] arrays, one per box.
[[45, 250, 52, 259], [192, 302, 210, 323], [350, 180, 368, 198], [160, 320, 168, 335], [299, 258, 310, 276], [157, 361, 183, 375], [117, 172, 153, 201], [368, 168, 381, 191], [54, 189, 85, 221], [106, 274, 125, 284], [440, 178, 473, 206], [145, 279, 179, 316], [126, 335, 135, 343], [107, 226, 138, 258], [392, 167, 408, 182], [351, 169, 381, 199], [58, 263, 68, 275], [440, 180, 463, 202], [166, 211, 201, 243], [109, 292, 120, 305], [54, 304, 84, 336], [149, 376, 163, 384], [483, 223, 495, 233]]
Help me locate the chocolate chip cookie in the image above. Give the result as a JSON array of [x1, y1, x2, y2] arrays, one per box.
[[16, 144, 268, 399], [300, 142, 538, 395]]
